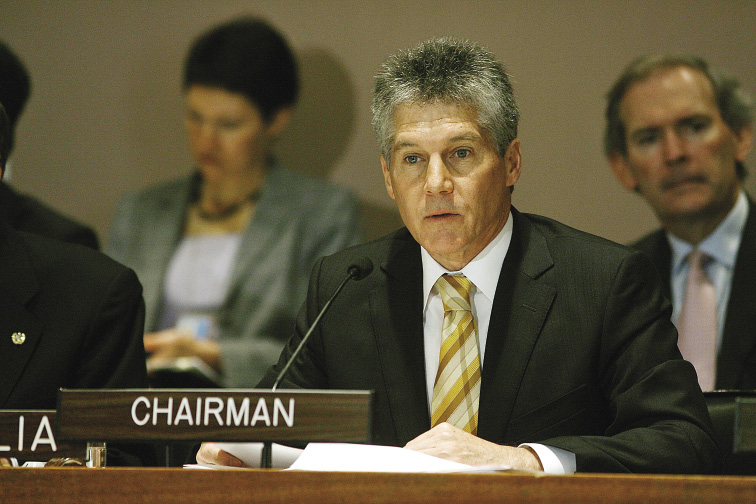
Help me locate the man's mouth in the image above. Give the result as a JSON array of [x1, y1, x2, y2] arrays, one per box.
[[662, 174, 708, 191], [426, 210, 459, 220]]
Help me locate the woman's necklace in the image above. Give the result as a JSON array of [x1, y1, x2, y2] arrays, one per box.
[[195, 189, 261, 221]]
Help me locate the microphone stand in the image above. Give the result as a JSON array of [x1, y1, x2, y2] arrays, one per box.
[[261, 262, 369, 468], [271, 267, 361, 391]]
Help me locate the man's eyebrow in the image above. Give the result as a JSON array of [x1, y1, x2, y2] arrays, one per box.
[[394, 132, 482, 149], [393, 140, 418, 150], [449, 132, 482, 143], [629, 113, 713, 139], [677, 113, 712, 125], [393, 131, 482, 149]]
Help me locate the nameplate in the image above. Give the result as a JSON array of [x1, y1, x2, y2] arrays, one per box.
[[57, 389, 373, 443], [0, 410, 87, 460], [734, 398, 756, 453]]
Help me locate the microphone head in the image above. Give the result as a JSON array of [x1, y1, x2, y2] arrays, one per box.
[[347, 257, 374, 280]]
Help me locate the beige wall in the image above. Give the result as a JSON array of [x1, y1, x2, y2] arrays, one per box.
[[2, 0, 755, 244]]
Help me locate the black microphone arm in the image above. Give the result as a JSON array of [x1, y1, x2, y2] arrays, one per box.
[[271, 257, 373, 391]]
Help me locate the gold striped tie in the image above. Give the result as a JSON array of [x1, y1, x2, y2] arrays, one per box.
[[431, 274, 481, 435]]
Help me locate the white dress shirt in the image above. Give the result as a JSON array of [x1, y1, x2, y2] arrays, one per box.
[[420, 214, 575, 474], [668, 190, 748, 351]]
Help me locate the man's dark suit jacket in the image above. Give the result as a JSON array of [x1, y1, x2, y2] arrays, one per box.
[[0, 181, 99, 250], [0, 220, 146, 410], [263, 208, 720, 474], [632, 197, 756, 390]]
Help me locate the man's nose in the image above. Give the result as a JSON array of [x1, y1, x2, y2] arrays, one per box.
[[662, 131, 687, 165], [423, 155, 453, 194]]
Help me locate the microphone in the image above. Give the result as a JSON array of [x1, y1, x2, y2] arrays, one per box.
[[271, 257, 374, 391], [347, 256, 374, 281]]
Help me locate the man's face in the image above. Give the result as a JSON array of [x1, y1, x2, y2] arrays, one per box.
[[610, 66, 753, 228], [382, 103, 520, 271], [184, 85, 276, 184]]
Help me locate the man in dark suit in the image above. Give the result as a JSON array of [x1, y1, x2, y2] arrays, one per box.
[[0, 39, 99, 249], [606, 55, 755, 390], [0, 103, 151, 465], [199, 38, 719, 473]]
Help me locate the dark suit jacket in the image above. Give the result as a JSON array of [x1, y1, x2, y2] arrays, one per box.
[[0, 181, 99, 250], [263, 208, 720, 474], [0, 220, 146, 409], [632, 197, 756, 390]]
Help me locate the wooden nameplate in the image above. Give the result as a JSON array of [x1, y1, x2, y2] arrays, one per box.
[[57, 389, 373, 443], [0, 410, 87, 461]]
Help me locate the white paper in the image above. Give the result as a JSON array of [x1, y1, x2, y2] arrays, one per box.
[[184, 462, 249, 470], [214, 442, 304, 468], [184, 442, 519, 473], [287, 443, 474, 473]]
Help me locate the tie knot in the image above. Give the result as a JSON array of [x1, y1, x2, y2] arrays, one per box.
[[436, 274, 473, 312], [688, 249, 712, 270]]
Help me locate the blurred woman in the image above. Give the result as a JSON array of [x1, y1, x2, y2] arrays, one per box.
[[106, 17, 361, 387]]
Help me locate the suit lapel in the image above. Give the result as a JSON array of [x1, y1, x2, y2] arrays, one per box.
[[0, 225, 44, 407], [718, 197, 756, 388], [366, 214, 558, 444], [224, 167, 284, 299], [369, 232, 429, 444], [139, 179, 190, 329], [477, 210, 556, 443]]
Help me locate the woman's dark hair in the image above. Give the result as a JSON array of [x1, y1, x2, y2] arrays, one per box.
[[183, 17, 298, 122]]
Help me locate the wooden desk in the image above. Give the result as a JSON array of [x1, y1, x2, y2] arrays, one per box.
[[1, 468, 755, 503]]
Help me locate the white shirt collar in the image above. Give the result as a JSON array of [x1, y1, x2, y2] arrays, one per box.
[[421, 213, 513, 304], [669, 190, 748, 273]]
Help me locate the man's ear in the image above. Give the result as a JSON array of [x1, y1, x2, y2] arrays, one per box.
[[504, 138, 522, 187], [734, 125, 754, 162], [381, 156, 395, 200], [609, 152, 638, 191]]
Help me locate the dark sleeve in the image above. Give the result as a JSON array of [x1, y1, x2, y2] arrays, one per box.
[[75, 266, 148, 389], [543, 251, 721, 474], [7, 187, 100, 250], [75, 265, 157, 466], [67, 226, 99, 251]]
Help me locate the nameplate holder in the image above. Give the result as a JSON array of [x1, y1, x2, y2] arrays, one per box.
[[0, 410, 87, 460], [57, 389, 373, 443]]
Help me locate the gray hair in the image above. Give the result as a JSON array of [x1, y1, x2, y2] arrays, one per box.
[[371, 37, 519, 163], [604, 54, 755, 178]]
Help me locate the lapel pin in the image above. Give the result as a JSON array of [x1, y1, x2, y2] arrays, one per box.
[[11, 332, 26, 345]]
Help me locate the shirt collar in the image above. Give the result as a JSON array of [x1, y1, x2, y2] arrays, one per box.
[[669, 190, 748, 273], [421, 213, 513, 305]]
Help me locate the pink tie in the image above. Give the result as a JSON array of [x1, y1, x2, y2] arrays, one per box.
[[676, 249, 717, 391]]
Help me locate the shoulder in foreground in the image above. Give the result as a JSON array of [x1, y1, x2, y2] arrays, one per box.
[[518, 212, 665, 284], [1, 183, 99, 249], [521, 211, 632, 252], [19, 230, 137, 282], [321, 227, 414, 262], [629, 228, 667, 254]]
